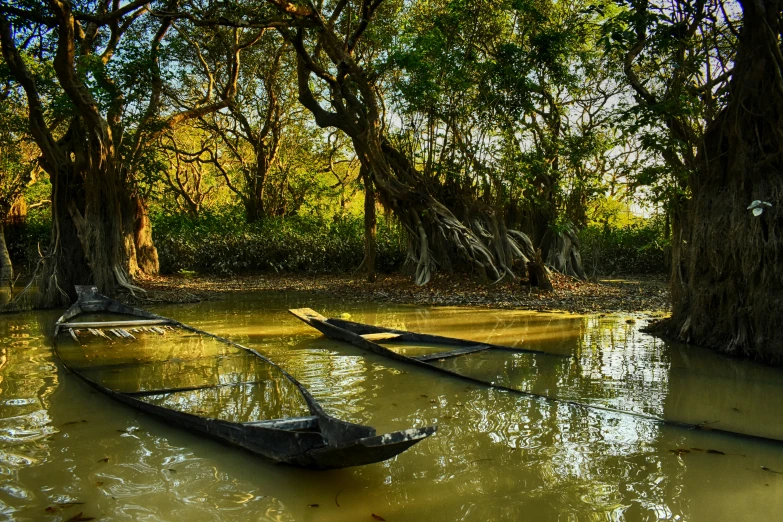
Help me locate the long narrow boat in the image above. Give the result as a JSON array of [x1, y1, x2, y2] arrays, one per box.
[[53, 287, 436, 469], [290, 308, 783, 446], [289, 308, 565, 385]]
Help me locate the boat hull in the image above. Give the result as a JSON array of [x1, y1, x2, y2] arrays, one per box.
[[54, 287, 436, 469]]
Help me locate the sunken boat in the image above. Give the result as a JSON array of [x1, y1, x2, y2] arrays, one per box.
[[53, 287, 436, 469], [290, 308, 783, 446]]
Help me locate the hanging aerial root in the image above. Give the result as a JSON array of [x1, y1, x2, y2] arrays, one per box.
[[411, 210, 432, 285], [112, 265, 146, 297]]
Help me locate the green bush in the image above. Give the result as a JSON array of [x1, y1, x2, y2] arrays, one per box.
[[579, 218, 669, 276], [5, 208, 51, 276], [152, 208, 406, 275]]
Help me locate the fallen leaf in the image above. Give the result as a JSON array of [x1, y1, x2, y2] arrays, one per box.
[[372, 514, 386, 521]]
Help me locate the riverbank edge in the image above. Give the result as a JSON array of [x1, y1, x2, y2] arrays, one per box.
[[116, 272, 671, 316]]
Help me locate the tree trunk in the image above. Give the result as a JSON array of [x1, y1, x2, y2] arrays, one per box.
[[130, 194, 159, 275], [360, 165, 377, 282], [245, 151, 269, 223], [39, 119, 144, 305], [0, 223, 12, 288], [663, 0, 783, 363]]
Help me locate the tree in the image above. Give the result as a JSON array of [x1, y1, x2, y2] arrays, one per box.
[[0, 1, 253, 304], [608, 0, 736, 240], [0, 77, 35, 288], [200, 35, 288, 222], [664, 0, 783, 362], [253, 0, 546, 285]]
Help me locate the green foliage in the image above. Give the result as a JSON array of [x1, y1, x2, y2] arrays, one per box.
[[579, 217, 669, 275], [5, 207, 52, 275], [152, 208, 405, 275]]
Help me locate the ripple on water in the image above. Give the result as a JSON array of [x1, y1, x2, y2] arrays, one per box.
[[0, 410, 58, 444]]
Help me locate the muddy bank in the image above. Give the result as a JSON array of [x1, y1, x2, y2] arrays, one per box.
[[128, 272, 670, 315]]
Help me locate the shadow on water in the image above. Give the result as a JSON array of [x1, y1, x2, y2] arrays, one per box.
[[1, 293, 783, 521]]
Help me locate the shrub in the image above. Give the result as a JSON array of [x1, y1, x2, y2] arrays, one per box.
[[579, 218, 669, 276], [151, 208, 406, 275], [5, 208, 51, 277]]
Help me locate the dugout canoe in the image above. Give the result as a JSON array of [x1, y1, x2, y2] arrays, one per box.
[[290, 308, 783, 446], [53, 287, 436, 470]]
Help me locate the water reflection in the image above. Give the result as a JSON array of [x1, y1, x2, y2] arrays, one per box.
[[1, 297, 783, 520]]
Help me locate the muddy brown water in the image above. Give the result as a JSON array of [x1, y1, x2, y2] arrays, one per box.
[[1, 293, 783, 521]]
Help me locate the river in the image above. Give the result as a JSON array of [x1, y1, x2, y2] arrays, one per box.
[[1, 292, 782, 521]]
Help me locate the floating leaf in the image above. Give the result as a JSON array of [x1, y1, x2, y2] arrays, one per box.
[[753, 207, 764, 217], [97, 457, 109, 463], [116, 429, 128, 434], [707, 449, 725, 455], [748, 200, 762, 210], [95, 481, 104, 486], [58, 502, 85, 508], [167, 468, 177, 473], [669, 448, 690, 455], [308, 504, 320, 508], [45, 506, 58, 513], [690, 448, 704, 451], [372, 514, 386, 521], [762, 466, 783, 474]]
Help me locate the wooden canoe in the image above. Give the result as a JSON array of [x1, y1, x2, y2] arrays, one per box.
[[290, 308, 783, 446], [53, 287, 436, 470], [289, 308, 565, 391]]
